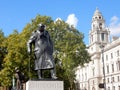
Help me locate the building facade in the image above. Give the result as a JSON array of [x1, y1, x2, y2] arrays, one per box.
[[75, 8, 120, 90]]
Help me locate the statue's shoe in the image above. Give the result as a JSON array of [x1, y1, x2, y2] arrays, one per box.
[[51, 76, 58, 79]]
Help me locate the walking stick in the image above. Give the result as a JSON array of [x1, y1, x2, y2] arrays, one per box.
[[29, 55, 31, 80]]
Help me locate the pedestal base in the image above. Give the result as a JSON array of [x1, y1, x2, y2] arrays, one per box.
[[26, 79, 64, 90]]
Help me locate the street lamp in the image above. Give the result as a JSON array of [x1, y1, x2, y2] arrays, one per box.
[[100, 44, 106, 90]]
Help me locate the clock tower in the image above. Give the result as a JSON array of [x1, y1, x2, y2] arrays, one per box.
[[89, 8, 110, 54]]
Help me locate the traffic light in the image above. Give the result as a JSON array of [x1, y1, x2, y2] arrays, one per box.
[[99, 83, 104, 88]]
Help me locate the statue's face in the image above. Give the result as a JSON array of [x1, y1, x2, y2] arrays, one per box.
[[39, 26, 44, 32]]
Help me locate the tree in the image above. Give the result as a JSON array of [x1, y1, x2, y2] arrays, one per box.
[[52, 20, 91, 89], [0, 15, 91, 89], [0, 30, 6, 70]]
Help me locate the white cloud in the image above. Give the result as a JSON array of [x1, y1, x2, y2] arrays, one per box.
[[109, 16, 120, 36], [66, 14, 78, 28]]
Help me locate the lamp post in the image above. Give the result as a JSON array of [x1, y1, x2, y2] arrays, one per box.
[[100, 44, 106, 90]]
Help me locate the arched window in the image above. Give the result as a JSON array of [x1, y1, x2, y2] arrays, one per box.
[[99, 23, 102, 29], [101, 33, 104, 41], [92, 87, 95, 90], [99, 16, 101, 19]]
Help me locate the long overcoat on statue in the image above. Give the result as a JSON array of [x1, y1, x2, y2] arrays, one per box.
[[27, 30, 55, 70]]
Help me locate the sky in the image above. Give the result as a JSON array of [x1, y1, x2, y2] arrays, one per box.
[[0, 0, 120, 45]]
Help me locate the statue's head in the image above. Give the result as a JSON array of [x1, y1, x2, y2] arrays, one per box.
[[38, 23, 45, 32], [38, 23, 45, 28]]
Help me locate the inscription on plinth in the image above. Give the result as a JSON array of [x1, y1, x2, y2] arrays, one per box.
[[26, 80, 64, 90]]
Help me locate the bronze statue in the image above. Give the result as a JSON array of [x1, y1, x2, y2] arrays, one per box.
[[27, 23, 57, 79], [15, 67, 25, 90]]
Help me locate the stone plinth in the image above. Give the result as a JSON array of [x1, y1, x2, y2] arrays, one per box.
[[26, 79, 64, 90]]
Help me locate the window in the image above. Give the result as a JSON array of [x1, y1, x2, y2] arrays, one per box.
[[108, 87, 110, 90], [101, 33, 104, 41], [106, 55, 108, 60], [111, 53, 113, 59], [107, 78, 109, 83], [113, 86, 115, 90], [112, 64, 114, 72], [118, 76, 120, 81], [118, 61, 120, 71], [107, 65, 109, 73], [112, 77, 114, 82], [117, 50, 119, 56], [119, 86, 120, 90]]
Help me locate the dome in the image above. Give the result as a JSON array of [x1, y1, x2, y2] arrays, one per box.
[[94, 8, 102, 16], [92, 8, 104, 20]]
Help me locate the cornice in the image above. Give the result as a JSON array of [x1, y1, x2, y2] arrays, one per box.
[[104, 38, 120, 51]]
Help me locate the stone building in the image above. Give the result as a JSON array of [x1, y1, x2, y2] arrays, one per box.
[[75, 8, 120, 90]]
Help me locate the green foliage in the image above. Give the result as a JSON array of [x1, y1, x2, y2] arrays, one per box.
[[0, 15, 91, 89], [0, 30, 6, 70]]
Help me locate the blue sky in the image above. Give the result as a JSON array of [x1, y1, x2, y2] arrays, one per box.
[[0, 0, 120, 45]]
